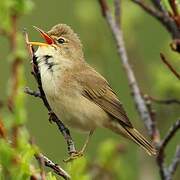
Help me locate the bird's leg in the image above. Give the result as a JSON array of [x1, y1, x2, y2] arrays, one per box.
[[63, 130, 94, 163], [79, 130, 94, 154]]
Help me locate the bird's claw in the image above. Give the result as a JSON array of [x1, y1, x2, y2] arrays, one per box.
[[63, 151, 84, 163]]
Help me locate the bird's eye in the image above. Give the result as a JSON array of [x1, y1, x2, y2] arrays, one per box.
[[57, 38, 65, 44]]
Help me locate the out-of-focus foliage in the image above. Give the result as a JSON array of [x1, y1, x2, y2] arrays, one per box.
[[0, 0, 33, 32], [0, 0, 179, 179], [0, 0, 57, 179]]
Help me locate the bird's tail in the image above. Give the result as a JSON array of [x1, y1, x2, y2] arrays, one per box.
[[123, 126, 157, 156]]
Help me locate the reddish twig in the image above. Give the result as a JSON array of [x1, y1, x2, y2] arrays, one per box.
[[0, 118, 6, 139], [133, 0, 180, 53], [169, 0, 179, 16], [132, 0, 164, 21], [132, 0, 180, 41], [160, 53, 180, 80], [5, 15, 23, 112], [7, 58, 22, 112]]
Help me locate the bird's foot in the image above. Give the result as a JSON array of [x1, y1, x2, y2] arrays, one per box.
[[63, 151, 84, 163]]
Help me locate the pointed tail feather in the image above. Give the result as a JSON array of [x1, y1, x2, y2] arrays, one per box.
[[123, 126, 157, 156]]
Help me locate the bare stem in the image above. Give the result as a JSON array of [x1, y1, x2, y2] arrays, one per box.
[[35, 153, 71, 180], [156, 119, 180, 180], [160, 53, 180, 80], [169, 145, 180, 177], [98, 0, 154, 136], [132, 0, 180, 40], [114, 0, 121, 27], [132, 0, 164, 21], [24, 87, 41, 98], [159, 119, 180, 153], [150, 0, 164, 11], [149, 96, 180, 105]]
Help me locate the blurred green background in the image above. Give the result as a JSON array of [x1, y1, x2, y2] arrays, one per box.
[[0, 0, 179, 179]]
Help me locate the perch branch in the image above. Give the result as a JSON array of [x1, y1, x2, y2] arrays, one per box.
[[98, 0, 154, 137], [35, 153, 46, 180], [169, 145, 180, 177], [24, 87, 41, 98], [150, 0, 164, 11], [160, 53, 180, 80], [24, 30, 76, 155], [35, 153, 71, 180]]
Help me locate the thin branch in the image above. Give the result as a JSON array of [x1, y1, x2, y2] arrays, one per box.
[[150, 0, 164, 11], [132, 0, 180, 40], [35, 153, 46, 180], [98, 0, 154, 136], [143, 94, 160, 143], [35, 153, 71, 179], [24, 87, 41, 98], [114, 0, 121, 27], [156, 119, 180, 180], [132, 0, 164, 21], [24, 30, 76, 155], [169, 0, 179, 16], [169, 145, 180, 177], [149, 96, 180, 105], [160, 53, 180, 80], [0, 118, 6, 139], [159, 119, 180, 153]]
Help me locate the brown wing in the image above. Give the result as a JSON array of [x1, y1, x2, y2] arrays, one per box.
[[78, 66, 132, 128]]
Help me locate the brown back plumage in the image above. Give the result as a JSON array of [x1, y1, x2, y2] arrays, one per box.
[[78, 66, 133, 128], [77, 65, 156, 155]]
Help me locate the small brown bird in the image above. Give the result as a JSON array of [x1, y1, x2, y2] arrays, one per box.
[[29, 24, 156, 161]]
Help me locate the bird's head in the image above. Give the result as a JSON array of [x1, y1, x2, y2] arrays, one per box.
[[29, 24, 84, 61]]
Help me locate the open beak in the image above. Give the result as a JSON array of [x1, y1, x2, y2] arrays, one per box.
[[28, 26, 55, 47]]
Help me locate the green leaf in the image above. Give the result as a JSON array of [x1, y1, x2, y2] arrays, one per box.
[[67, 157, 90, 180]]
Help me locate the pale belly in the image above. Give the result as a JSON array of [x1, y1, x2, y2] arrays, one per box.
[[46, 92, 109, 132], [39, 65, 109, 132]]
